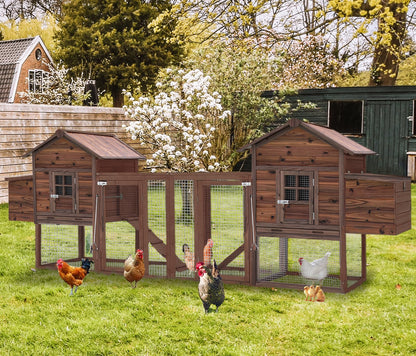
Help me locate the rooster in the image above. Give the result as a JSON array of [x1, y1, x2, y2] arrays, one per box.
[[56, 258, 93, 296], [195, 259, 224, 313], [203, 239, 214, 267], [124, 249, 145, 288], [298, 252, 331, 285], [182, 243, 195, 275]]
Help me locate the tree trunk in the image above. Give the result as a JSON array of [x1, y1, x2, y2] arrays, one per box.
[[112, 86, 124, 107], [368, 3, 407, 86]]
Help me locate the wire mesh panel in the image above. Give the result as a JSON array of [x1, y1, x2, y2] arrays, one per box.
[[148, 180, 167, 277], [346, 234, 363, 287], [41, 224, 92, 268], [175, 180, 195, 278], [210, 185, 245, 278], [257, 236, 340, 288], [105, 221, 136, 270]]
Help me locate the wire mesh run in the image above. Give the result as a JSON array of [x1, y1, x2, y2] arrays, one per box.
[[257, 234, 363, 289], [105, 221, 136, 270], [40, 224, 93, 268], [210, 185, 245, 277], [175, 180, 195, 278], [148, 180, 167, 277]]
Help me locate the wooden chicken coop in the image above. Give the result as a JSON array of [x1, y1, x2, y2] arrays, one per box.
[[7, 129, 146, 271], [8, 121, 412, 293], [240, 118, 411, 292]]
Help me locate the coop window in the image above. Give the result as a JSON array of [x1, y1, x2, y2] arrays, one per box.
[[284, 174, 310, 201], [28, 69, 49, 93], [328, 101, 363, 134], [55, 175, 73, 196]]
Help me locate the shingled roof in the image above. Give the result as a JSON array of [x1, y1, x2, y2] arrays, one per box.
[[0, 36, 53, 102]]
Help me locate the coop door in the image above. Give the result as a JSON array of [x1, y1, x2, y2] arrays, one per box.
[[50, 172, 76, 213], [277, 170, 314, 224]]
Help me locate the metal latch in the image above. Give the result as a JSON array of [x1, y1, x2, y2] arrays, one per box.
[[242, 182, 251, 187], [97, 181, 108, 186], [277, 200, 289, 205], [50, 194, 59, 199]]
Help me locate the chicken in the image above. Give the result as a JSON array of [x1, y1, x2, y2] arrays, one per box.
[[195, 259, 224, 313], [182, 243, 195, 275], [56, 258, 93, 295], [314, 285, 326, 302], [124, 249, 145, 288], [203, 238, 214, 267], [298, 252, 331, 285], [304, 285, 317, 301]]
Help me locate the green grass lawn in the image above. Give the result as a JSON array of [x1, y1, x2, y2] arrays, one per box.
[[1, 185, 416, 355]]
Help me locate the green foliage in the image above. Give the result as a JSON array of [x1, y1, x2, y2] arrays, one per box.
[[54, 0, 185, 107], [0, 15, 58, 54], [1, 185, 416, 354]]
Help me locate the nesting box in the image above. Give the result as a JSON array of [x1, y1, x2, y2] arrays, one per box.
[[241, 118, 411, 292]]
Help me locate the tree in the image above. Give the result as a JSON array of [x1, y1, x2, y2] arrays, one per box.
[[124, 68, 227, 173], [0, 0, 62, 20], [54, 0, 185, 107], [328, 0, 410, 86], [124, 68, 229, 219]]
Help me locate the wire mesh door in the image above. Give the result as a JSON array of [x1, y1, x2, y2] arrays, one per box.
[[207, 183, 250, 283]]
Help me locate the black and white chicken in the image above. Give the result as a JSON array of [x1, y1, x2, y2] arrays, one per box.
[[195, 259, 224, 313]]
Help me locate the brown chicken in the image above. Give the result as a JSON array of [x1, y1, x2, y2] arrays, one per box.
[[56, 258, 93, 296], [182, 243, 195, 275], [203, 239, 214, 267], [124, 249, 145, 288], [314, 285, 326, 302], [304, 285, 317, 301]]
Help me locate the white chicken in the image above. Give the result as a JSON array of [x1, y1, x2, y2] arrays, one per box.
[[298, 252, 331, 285]]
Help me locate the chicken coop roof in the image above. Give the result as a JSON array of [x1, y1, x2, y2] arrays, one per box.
[[239, 118, 376, 156], [24, 129, 146, 160]]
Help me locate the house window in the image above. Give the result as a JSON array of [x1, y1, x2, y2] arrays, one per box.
[[55, 175, 73, 196], [28, 69, 48, 93], [283, 174, 310, 202], [328, 101, 363, 134], [413, 101, 416, 135]]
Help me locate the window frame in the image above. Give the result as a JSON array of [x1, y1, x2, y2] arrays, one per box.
[[328, 100, 364, 134]]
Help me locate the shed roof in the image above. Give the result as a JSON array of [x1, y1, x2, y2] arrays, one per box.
[[25, 129, 146, 160], [240, 118, 376, 156], [0, 36, 53, 102]]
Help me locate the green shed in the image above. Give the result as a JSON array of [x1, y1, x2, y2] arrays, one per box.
[[262, 86, 416, 178]]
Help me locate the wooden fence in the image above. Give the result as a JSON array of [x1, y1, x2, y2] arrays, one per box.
[[0, 103, 146, 204]]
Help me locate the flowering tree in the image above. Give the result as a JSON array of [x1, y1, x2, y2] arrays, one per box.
[[124, 68, 230, 173], [19, 61, 91, 105]]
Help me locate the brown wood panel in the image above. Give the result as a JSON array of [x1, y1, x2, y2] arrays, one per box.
[[34, 138, 93, 169], [96, 159, 138, 173], [317, 171, 339, 226], [7, 176, 34, 221], [256, 169, 276, 223], [345, 175, 411, 235], [344, 154, 366, 173], [256, 127, 339, 167]]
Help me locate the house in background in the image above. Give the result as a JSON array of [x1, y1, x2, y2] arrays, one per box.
[[0, 36, 53, 103]]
